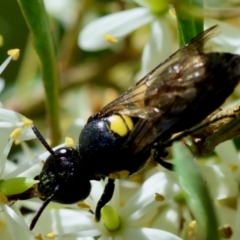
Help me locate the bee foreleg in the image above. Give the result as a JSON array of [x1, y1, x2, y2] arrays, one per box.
[[95, 178, 115, 221]]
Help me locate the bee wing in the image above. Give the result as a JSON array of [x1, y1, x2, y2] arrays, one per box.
[[99, 26, 218, 155], [98, 25, 217, 119]]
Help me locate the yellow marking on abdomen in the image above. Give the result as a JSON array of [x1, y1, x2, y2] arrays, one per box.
[[108, 114, 133, 137]]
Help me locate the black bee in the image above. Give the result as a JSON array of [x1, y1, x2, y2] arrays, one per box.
[[7, 25, 240, 230]]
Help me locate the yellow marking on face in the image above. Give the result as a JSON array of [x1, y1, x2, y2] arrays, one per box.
[[109, 170, 130, 179], [108, 114, 133, 137]]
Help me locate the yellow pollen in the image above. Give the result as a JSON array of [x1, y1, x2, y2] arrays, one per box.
[[0, 220, 6, 229], [0, 192, 8, 204], [187, 220, 197, 238], [45, 232, 55, 239], [77, 201, 91, 209], [65, 137, 74, 148], [228, 163, 238, 173], [10, 128, 22, 139], [46, 138, 52, 147], [0, 35, 3, 47], [103, 33, 118, 43], [21, 118, 33, 127], [169, 8, 176, 18], [7, 49, 20, 60], [35, 234, 43, 240], [14, 139, 21, 145], [119, 199, 125, 207], [155, 193, 165, 202], [218, 224, 233, 238]]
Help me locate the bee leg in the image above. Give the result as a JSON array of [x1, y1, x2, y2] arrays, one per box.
[[95, 178, 115, 221], [154, 146, 173, 171]]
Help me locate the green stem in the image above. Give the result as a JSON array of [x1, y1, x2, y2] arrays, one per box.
[[17, 0, 60, 146], [174, 0, 204, 46]]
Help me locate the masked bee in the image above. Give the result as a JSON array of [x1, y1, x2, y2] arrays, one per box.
[[7, 25, 240, 229]]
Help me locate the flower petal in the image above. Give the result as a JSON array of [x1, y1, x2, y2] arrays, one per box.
[[79, 8, 153, 51], [138, 17, 174, 77], [205, 18, 240, 54], [122, 227, 182, 240], [121, 171, 180, 218]]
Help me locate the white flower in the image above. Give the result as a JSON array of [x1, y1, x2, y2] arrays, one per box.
[[26, 172, 182, 240], [79, 5, 174, 77], [43, 0, 78, 28]]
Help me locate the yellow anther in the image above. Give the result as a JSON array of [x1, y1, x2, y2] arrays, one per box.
[[0, 192, 8, 204], [119, 199, 125, 207], [65, 137, 74, 148], [155, 193, 165, 202], [169, 7, 176, 18], [45, 232, 55, 239], [21, 118, 33, 128], [218, 224, 233, 238], [187, 220, 197, 238], [10, 128, 22, 139], [14, 139, 21, 145], [35, 234, 43, 240], [103, 33, 118, 43], [77, 201, 91, 209], [228, 163, 238, 173], [7, 49, 20, 60], [109, 170, 130, 179], [0, 35, 3, 47], [0, 220, 6, 229], [46, 138, 52, 147]]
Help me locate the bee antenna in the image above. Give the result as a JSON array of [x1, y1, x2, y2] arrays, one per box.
[[31, 125, 56, 157], [30, 185, 59, 230]]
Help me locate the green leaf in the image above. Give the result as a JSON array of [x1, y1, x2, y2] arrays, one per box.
[[174, 0, 204, 46], [173, 142, 220, 240], [17, 0, 60, 146], [134, 0, 168, 13]]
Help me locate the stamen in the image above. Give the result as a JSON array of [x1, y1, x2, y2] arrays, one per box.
[[7, 49, 20, 60], [0, 220, 6, 229], [119, 199, 125, 207], [35, 234, 43, 240], [155, 193, 165, 202], [65, 137, 74, 148], [187, 220, 197, 238], [0, 56, 12, 75], [0, 192, 8, 204], [45, 232, 56, 239], [103, 34, 118, 43], [101, 205, 121, 232], [10, 128, 22, 139], [228, 163, 238, 173], [21, 118, 33, 128], [77, 201, 91, 209], [218, 224, 233, 238], [0, 35, 3, 47], [14, 139, 21, 145]]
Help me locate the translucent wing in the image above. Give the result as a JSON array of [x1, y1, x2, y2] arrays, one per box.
[[95, 25, 239, 156], [98, 25, 217, 119]]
